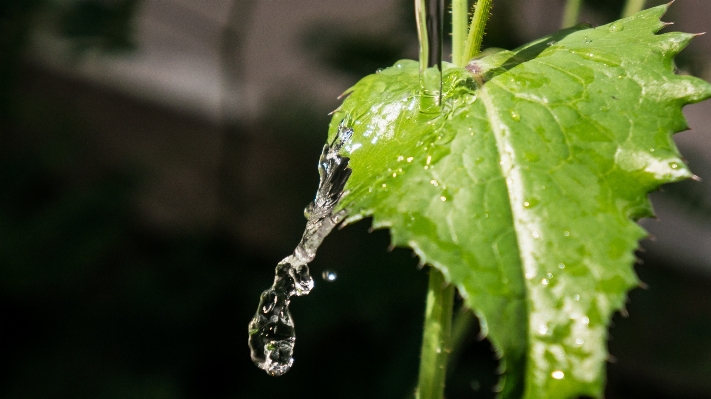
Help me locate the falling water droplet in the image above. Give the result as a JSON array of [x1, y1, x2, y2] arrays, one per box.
[[322, 270, 337, 282], [248, 121, 353, 376]]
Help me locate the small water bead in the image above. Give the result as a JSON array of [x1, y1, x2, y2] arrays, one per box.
[[430, 179, 439, 187], [670, 162, 680, 169], [582, 37, 592, 44], [552, 370, 565, 380], [510, 110, 521, 121], [541, 278, 549, 286], [558, 263, 566, 269], [407, 157, 414, 162], [575, 338, 585, 346], [574, 294, 581, 301], [440, 196, 447, 202], [531, 231, 540, 239], [608, 22, 624, 32], [322, 270, 337, 282], [563, 231, 570, 237], [523, 198, 539, 208], [581, 316, 590, 325]]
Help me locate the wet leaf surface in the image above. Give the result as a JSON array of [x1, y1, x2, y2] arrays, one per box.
[[327, 6, 711, 399]]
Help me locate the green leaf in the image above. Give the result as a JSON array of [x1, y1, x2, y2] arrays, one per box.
[[327, 6, 711, 399]]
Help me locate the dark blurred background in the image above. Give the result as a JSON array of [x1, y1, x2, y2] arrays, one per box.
[[1, 0, 710, 398]]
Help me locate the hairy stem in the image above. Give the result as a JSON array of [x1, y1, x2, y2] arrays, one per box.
[[451, 0, 469, 66], [417, 269, 455, 399], [561, 0, 582, 28], [463, 0, 493, 62], [622, 0, 646, 17]]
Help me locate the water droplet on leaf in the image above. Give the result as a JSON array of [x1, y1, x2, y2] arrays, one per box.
[[523, 198, 539, 208], [552, 370, 565, 379], [608, 22, 623, 32], [510, 110, 521, 121]]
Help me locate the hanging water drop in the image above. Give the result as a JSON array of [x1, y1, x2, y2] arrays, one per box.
[[248, 122, 353, 376]]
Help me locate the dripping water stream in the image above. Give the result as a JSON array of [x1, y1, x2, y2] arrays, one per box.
[[248, 123, 353, 376]]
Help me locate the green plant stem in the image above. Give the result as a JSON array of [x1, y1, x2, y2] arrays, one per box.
[[561, 0, 582, 28], [462, 0, 493, 63], [622, 0, 645, 17], [451, 0, 469, 66], [447, 307, 476, 373], [416, 269, 455, 399]]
